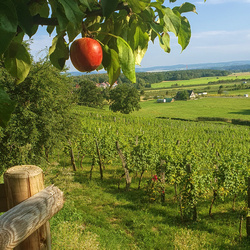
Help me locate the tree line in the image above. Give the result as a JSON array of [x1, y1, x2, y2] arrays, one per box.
[[72, 69, 231, 89]]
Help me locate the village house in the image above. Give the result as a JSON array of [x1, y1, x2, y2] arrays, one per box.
[[188, 90, 196, 99], [96, 81, 118, 89]]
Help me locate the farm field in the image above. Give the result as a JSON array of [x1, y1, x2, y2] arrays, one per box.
[[44, 107, 250, 249], [144, 83, 250, 100], [151, 73, 250, 89], [132, 97, 250, 120]]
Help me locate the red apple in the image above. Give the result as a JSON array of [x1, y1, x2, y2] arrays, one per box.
[[70, 37, 103, 72]]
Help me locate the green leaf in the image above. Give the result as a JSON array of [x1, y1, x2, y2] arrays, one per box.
[[178, 16, 191, 51], [101, 0, 119, 18], [12, 32, 25, 43], [139, 7, 155, 22], [0, 87, 16, 128], [49, 35, 69, 70], [150, 2, 163, 11], [159, 32, 170, 53], [103, 45, 121, 86], [67, 21, 81, 42], [58, 0, 84, 26], [29, 0, 50, 17], [0, 0, 18, 55], [150, 30, 158, 43], [129, 23, 149, 65], [55, 7, 69, 31], [173, 2, 197, 14], [149, 22, 163, 35], [4, 42, 32, 84], [163, 7, 181, 36], [79, 0, 93, 11], [15, 2, 34, 37], [126, 0, 150, 13], [47, 25, 55, 35], [117, 37, 136, 83]]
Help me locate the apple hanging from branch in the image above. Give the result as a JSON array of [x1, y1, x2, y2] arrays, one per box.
[[70, 37, 103, 72]]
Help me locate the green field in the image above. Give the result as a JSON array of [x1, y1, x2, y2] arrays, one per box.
[[132, 97, 250, 120], [151, 74, 250, 88]]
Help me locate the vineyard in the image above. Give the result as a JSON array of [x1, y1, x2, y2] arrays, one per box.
[[70, 108, 250, 222]]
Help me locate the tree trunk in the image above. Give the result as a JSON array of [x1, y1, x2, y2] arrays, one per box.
[[80, 154, 85, 169], [69, 140, 77, 171], [209, 190, 217, 217], [138, 170, 144, 190], [95, 138, 103, 180], [69, 147, 77, 171], [116, 141, 131, 191]]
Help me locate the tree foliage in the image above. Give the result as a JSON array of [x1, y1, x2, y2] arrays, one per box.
[[175, 89, 190, 100], [78, 80, 104, 108], [0, 61, 78, 173], [0, 0, 204, 126], [109, 84, 141, 114]]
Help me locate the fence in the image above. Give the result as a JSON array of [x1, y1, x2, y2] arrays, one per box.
[[0, 165, 64, 249]]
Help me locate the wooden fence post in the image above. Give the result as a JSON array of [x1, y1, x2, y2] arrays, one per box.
[[3, 165, 51, 250]]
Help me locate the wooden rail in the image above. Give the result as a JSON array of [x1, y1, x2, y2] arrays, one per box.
[[0, 165, 64, 249]]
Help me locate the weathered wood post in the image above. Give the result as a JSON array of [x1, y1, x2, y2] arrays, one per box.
[[0, 185, 64, 249], [3, 165, 52, 250]]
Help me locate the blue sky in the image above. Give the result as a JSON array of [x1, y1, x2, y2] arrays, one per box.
[[29, 0, 250, 71]]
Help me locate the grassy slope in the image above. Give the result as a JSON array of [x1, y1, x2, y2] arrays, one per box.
[[132, 97, 250, 120], [47, 164, 250, 250], [151, 73, 250, 88]]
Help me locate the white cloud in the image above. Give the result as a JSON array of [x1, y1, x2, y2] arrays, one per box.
[[192, 29, 250, 43]]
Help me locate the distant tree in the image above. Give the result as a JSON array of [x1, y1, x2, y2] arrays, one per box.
[[218, 85, 223, 94], [136, 78, 146, 89], [102, 88, 111, 102], [175, 90, 190, 100], [109, 84, 141, 114], [78, 80, 104, 108], [218, 89, 223, 94], [140, 90, 145, 96]]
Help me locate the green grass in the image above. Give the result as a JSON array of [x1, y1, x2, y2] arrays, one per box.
[[151, 74, 250, 89], [132, 97, 250, 120], [44, 164, 250, 249]]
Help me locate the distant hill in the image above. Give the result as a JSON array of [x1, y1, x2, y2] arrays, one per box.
[[134, 60, 250, 72], [68, 60, 250, 76]]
